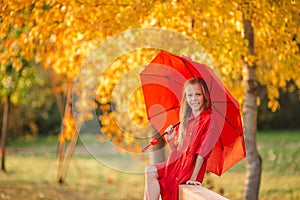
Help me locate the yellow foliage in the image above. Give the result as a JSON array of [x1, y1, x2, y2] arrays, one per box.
[[58, 133, 66, 144], [61, 112, 76, 141], [128, 88, 148, 126], [1, 0, 299, 152], [267, 85, 280, 100], [91, 50, 159, 152], [267, 100, 280, 113], [123, 133, 135, 145], [288, 85, 296, 93]]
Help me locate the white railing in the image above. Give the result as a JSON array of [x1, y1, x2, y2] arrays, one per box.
[[179, 185, 229, 200]]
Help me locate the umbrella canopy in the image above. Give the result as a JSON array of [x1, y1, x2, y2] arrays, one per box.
[[140, 50, 246, 176]]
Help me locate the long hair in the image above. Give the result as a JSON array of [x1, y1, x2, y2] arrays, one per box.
[[177, 77, 211, 149]]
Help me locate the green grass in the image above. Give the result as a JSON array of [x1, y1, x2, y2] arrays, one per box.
[[8, 135, 60, 147], [207, 129, 300, 200], [257, 129, 300, 175], [1, 130, 300, 199], [1, 154, 144, 200]]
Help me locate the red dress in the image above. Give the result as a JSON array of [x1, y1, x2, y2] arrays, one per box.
[[155, 108, 217, 200]]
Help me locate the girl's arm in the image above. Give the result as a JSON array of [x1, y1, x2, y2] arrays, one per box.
[[186, 155, 204, 185]]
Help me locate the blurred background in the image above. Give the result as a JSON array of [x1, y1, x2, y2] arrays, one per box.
[[0, 0, 299, 199]]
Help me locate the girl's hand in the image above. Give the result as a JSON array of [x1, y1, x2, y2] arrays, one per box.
[[186, 180, 202, 185], [164, 125, 175, 142]]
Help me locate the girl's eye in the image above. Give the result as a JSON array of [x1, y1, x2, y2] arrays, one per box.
[[196, 93, 202, 96]]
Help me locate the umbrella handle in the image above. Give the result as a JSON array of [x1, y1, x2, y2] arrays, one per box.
[[160, 121, 181, 138], [141, 122, 180, 152], [141, 143, 152, 152]]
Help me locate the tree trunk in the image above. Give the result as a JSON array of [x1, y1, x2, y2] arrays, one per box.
[[56, 82, 73, 183], [0, 96, 10, 172], [242, 18, 262, 200], [60, 126, 79, 182], [56, 142, 65, 183], [148, 127, 165, 164]]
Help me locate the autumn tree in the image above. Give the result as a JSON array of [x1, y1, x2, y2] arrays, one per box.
[[240, 1, 299, 199], [140, 1, 299, 199], [0, 56, 38, 171], [0, 0, 154, 182], [0, 9, 49, 170]]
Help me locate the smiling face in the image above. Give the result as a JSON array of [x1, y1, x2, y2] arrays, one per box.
[[185, 83, 205, 116]]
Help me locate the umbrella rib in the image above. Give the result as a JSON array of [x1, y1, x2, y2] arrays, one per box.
[[209, 76, 213, 93], [181, 59, 195, 77], [219, 138, 224, 151], [140, 73, 182, 86], [149, 106, 180, 119], [212, 105, 243, 136]]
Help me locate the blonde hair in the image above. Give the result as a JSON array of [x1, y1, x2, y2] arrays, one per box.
[[178, 78, 211, 149]]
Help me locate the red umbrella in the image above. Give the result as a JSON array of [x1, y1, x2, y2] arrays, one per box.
[[140, 50, 246, 176]]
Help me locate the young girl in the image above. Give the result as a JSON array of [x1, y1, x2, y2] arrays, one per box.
[[144, 77, 219, 200]]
